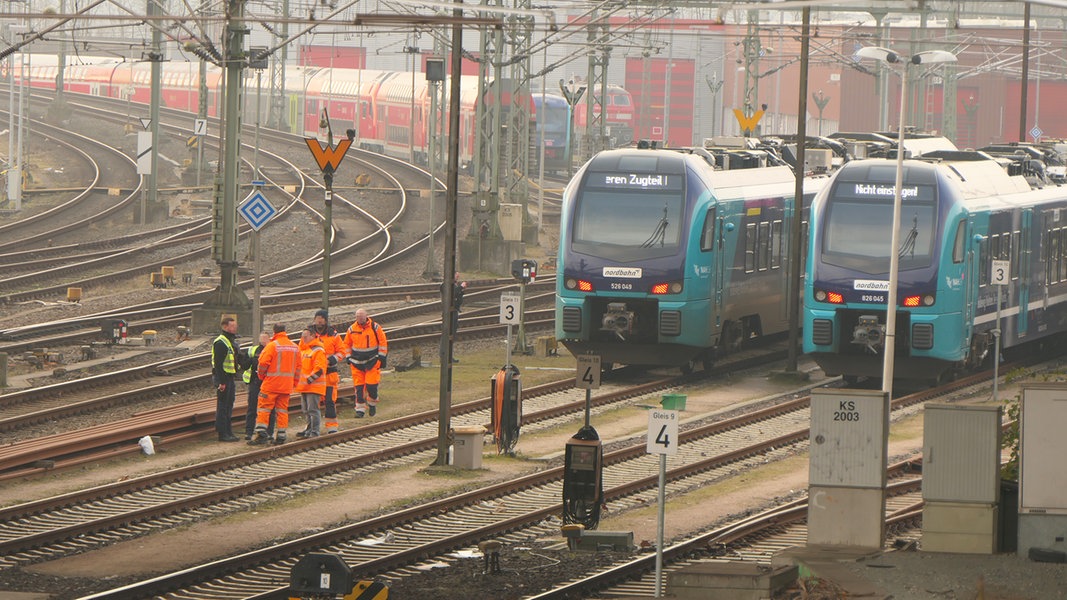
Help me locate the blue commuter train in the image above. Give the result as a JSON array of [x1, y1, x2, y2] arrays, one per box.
[[555, 145, 827, 372], [532, 93, 573, 174], [804, 152, 1067, 384]]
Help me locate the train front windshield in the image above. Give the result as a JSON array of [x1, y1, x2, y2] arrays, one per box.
[[538, 102, 569, 138], [571, 171, 684, 262], [821, 170, 938, 274]]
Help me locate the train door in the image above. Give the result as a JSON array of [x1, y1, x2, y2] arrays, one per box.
[[700, 207, 720, 331], [1018, 208, 1032, 334], [709, 207, 725, 322], [357, 99, 372, 144], [288, 93, 301, 135], [961, 218, 977, 350]]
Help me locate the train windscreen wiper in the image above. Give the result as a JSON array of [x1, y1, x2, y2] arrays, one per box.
[[641, 204, 670, 248], [898, 214, 919, 257]]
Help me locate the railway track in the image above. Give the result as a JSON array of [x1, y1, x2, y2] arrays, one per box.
[[2, 87, 441, 308], [0, 313, 557, 475], [55, 365, 992, 599], [70, 369, 964, 597], [0, 372, 679, 568], [530, 468, 924, 599], [0, 277, 552, 353]]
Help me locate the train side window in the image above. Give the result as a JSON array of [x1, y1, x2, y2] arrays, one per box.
[[758, 222, 771, 271], [1061, 228, 1067, 283], [952, 221, 966, 263], [979, 237, 989, 287], [1043, 230, 1051, 285], [1012, 230, 1021, 280], [1049, 229, 1060, 284], [744, 223, 757, 273], [771, 220, 783, 269], [700, 208, 716, 252]]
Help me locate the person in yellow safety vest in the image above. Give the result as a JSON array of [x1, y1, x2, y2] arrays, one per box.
[[343, 308, 388, 418], [211, 316, 240, 442], [295, 329, 328, 438], [250, 323, 300, 445], [240, 331, 275, 441], [310, 309, 345, 433]]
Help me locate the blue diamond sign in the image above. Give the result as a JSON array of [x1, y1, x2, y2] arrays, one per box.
[[239, 191, 276, 231], [1031, 126, 1043, 141]]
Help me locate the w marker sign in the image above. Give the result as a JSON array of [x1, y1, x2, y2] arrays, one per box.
[[306, 138, 353, 172]]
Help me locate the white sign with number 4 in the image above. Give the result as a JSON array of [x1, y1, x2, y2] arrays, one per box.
[[647, 410, 679, 456]]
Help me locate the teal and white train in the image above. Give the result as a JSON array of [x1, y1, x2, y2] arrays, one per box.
[[805, 150, 1067, 384]]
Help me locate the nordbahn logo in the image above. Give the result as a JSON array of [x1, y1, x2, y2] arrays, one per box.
[[305, 138, 352, 172], [854, 279, 889, 291], [603, 267, 642, 278]]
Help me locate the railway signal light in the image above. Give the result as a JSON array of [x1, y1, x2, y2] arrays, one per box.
[[511, 259, 537, 283]]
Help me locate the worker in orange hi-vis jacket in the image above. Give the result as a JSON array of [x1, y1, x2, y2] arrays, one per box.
[[310, 309, 346, 433], [249, 323, 300, 446], [295, 328, 327, 438], [343, 308, 388, 418]]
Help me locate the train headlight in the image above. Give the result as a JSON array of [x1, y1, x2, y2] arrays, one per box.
[[903, 295, 921, 307], [565, 278, 577, 290], [815, 290, 827, 302], [923, 294, 935, 306], [578, 279, 593, 292]]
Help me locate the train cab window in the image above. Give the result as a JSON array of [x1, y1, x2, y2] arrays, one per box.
[[571, 174, 685, 261], [820, 182, 937, 273], [952, 221, 966, 264], [700, 208, 717, 252]]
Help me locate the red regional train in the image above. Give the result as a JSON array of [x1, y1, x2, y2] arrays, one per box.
[[572, 83, 636, 149], [10, 54, 635, 173]]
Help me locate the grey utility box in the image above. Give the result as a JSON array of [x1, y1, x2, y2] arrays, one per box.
[[451, 426, 486, 469], [809, 388, 889, 489], [923, 404, 1001, 503], [807, 388, 889, 549], [922, 404, 1002, 554], [1019, 385, 1067, 556]]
